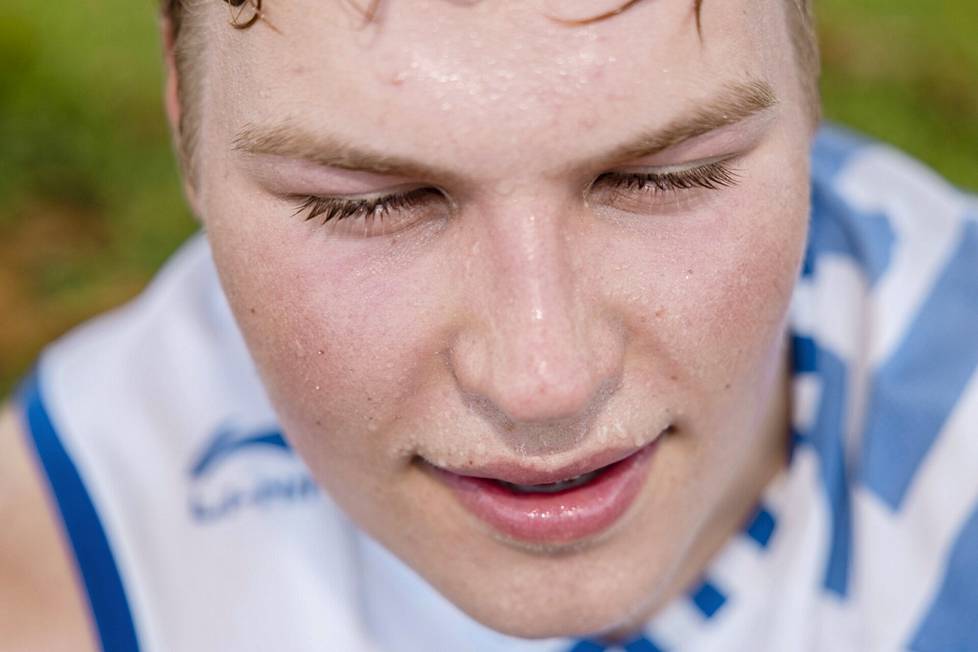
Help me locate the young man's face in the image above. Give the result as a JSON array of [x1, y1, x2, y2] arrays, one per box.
[[192, 0, 812, 638]]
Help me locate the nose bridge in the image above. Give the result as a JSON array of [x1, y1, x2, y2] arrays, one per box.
[[452, 199, 621, 425], [495, 207, 579, 383]]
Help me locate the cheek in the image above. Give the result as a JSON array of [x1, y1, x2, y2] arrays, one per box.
[[702, 207, 803, 361], [699, 213, 803, 390], [205, 208, 454, 473], [600, 176, 808, 405]]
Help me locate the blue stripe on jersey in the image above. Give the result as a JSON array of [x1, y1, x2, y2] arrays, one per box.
[[910, 501, 978, 651], [798, 343, 853, 596], [860, 220, 978, 509], [808, 182, 896, 287], [623, 636, 665, 652], [567, 640, 607, 652], [690, 580, 727, 619], [803, 126, 873, 280], [786, 428, 803, 466], [566, 635, 665, 652], [744, 505, 776, 548], [792, 335, 817, 373], [810, 125, 872, 183], [18, 372, 141, 652]]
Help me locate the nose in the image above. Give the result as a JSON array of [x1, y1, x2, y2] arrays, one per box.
[[449, 201, 624, 425]]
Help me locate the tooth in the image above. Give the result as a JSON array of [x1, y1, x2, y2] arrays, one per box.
[[501, 470, 600, 494]]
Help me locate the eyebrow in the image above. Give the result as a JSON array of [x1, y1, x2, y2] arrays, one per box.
[[603, 78, 777, 163], [232, 78, 777, 180]]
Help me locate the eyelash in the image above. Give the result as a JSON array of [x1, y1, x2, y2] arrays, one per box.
[[293, 187, 440, 224], [595, 160, 739, 193], [293, 160, 739, 225]]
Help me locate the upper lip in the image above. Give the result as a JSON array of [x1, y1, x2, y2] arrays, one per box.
[[428, 432, 664, 486]]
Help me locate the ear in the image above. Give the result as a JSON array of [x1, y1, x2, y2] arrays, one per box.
[[160, 13, 204, 219]]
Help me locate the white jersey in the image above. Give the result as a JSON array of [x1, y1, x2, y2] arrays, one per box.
[[17, 126, 978, 651]]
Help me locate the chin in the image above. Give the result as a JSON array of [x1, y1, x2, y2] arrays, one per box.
[[418, 536, 674, 641], [458, 578, 659, 640]]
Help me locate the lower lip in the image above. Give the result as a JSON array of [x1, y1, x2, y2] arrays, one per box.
[[430, 441, 659, 545]]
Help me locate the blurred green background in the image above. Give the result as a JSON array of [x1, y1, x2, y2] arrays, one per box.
[[1, 1, 976, 396]]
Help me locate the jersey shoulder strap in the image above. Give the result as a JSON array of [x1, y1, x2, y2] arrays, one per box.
[[19, 235, 373, 652]]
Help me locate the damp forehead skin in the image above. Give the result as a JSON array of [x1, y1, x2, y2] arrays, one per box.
[[196, 0, 812, 638]]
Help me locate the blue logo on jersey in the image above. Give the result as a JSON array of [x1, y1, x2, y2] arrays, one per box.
[[188, 425, 319, 523], [189, 426, 291, 478]]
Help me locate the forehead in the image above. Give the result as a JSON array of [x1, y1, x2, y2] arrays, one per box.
[[207, 0, 789, 170]]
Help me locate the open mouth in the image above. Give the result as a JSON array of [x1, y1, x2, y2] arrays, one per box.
[[495, 468, 605, 494], [426, 435, 665, 546]]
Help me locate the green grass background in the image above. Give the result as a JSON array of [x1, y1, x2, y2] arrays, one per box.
[[1, 1, 976, 396]]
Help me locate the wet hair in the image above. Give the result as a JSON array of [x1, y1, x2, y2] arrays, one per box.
[[161, 0, 819, 187]]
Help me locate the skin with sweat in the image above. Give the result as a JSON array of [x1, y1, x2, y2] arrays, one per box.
[[186, 0, 813, 639]]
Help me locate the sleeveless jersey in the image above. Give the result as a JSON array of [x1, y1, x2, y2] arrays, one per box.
[[16, 126, 978, 651]]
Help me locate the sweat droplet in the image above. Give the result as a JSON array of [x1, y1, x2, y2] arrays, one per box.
[[615, 421, 628, 440], [597, 423, 609, 444]]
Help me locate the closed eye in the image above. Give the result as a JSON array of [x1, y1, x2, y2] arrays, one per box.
[[291, 159, 740, 236], [293, 187, 444, 224], [593, 159, 740, 194], [290, 186, 452, 238]]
